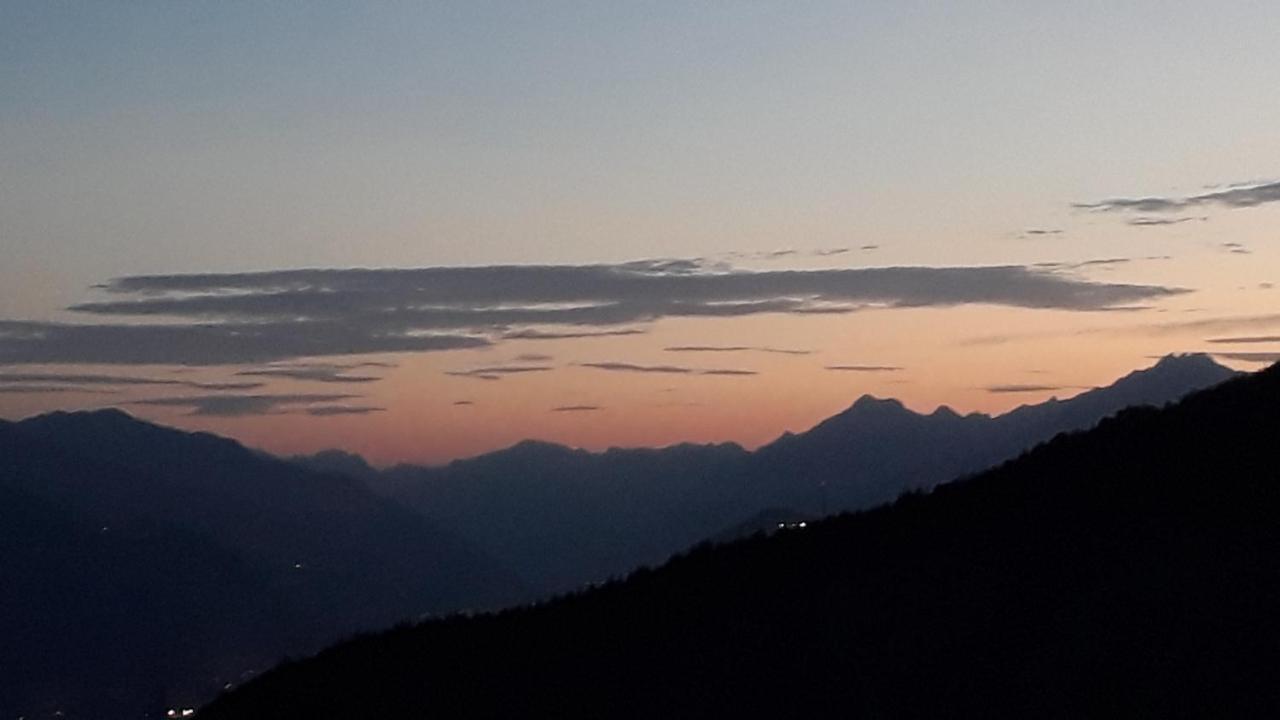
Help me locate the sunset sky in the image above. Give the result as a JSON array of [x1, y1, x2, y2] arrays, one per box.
[[3, 2, 1279, 464]]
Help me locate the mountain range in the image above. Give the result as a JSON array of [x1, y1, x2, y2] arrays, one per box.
[[298, 353, 1238, 597], [0, 353, 1238, 718], [201, 357, 1280, 718]]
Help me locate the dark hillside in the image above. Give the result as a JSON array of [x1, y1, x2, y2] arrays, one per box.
[[202, 362, 1280, 719], [0, 411, 518, 719]]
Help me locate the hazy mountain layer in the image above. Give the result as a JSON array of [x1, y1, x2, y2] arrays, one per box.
[[203, 360, 1280, 718], [0, 411, 518, 720], [302, 354, 1236, 596]]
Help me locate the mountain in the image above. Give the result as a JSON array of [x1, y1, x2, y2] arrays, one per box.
[[754, 352, 1241, 509], [306, 354, 1237, 597], [379, 440, 756, 595], [0, 410, 519, 720], [200, 360, 1280, 719]]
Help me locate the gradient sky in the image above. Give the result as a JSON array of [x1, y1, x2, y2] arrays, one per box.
[[3, 2, 1279, 464]]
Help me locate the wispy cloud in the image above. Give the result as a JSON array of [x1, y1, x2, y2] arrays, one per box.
[[503, 327, 647, 340], [723, 248, 852, 261], [825, 365, 903, 372], [0, 372, 263, 391], [664, 345, 811, 355], [130, 393, 359, 417], [1206, 335, 1280, 344], [0, 385, 117, 394], [0, 320, 487, 366], [963, 312, 1280, 347], [1075, 179, 1280, 214], [1213, 351, 1280, 364], [550, 405, 602, 412], [236, 362, 390, 383], [452, 400, 475, 406], [304, 405, 386, 416], [1032, 258, 1136, 272], [580, 362, 756, 376], [985, 384, 1078, 394], [1128, 216, 1200, 227], [445, 365, 554, 381]]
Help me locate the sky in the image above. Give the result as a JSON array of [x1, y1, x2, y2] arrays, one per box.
[[3, 1, 1279, 464]]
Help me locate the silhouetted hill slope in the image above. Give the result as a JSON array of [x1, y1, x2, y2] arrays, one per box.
[[204, 361, 1280, 719], [304, 354, 1236, 596], [0, 410, 518, 720]]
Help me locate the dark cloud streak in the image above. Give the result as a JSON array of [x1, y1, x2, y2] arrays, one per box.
[[0, 260, 1185, 366], [130, 393, 359, 417], [1076, 180, 1280, 214]]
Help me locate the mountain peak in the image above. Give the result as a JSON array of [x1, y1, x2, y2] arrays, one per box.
[[1116, 353, 1238, 391], [848, 394, 908, 413], [19, 407, 146, 432], [1152, 352, 1223, 372]]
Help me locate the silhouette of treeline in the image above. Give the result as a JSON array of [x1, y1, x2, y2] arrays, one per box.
[[203, 360, 1280, 718], [0, 411, 519, 720], [300, 354, 1237, 597]]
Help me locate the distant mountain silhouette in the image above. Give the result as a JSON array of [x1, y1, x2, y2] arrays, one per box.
[[755, 352, 1240, 509], [201, 359, 1280, 719], [300, 354, 1237, 597], [0, 410, 518, 720]]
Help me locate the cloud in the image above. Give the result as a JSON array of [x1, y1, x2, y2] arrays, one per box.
[[0, 259, 1184, 366], [550, 405, 602, 412], [304, 405, 386, 416], [1075, 179, 1280, 214], [73, 262, 1184, 317], [663, 345, 811, 355], [0, 385, 117, 394], [452, 400, 475, 406], [1033, 258, 1135, 273], [503, 327, 648, 340], [0, 320, 488, 366], [580, 362, 693, 374], [985, 384, 1075, 394], [825, 365, 903, 372], [580, 362, 756, 376], [445, 365, 554, 381], [0, 371, 263, 391], [1213, 352, 1280, 364], [1021, 229, 1064, 237], [723, 248, 851, 261], [236, 362, 388, 383], [513, 353, 554, 362], [130, 393, 359, 417], [1221, 242, 1251, 255], [1206, 335, 1280, 344], [962, 311, 1280, 347], [1128, 216, 1200, 227]]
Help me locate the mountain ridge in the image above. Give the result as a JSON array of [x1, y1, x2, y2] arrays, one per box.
[[0, 412, 520, 720], [296, 354, 1238, 597], [200, 359, 1280, 719]]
